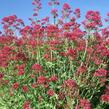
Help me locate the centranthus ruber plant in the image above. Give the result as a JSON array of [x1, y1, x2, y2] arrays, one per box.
[[0, 0, 109, 109]]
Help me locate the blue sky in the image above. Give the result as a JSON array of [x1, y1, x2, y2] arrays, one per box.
[[0, 0, 109, 25]]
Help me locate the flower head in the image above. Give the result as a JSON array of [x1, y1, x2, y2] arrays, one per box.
[[12, 82, 19, 90], [47, 89, 55, 96], [80, 99, 91, 109], [37, 76, 46, 84], [101, 94, 109, 104], [94, 68, 108, 77], [63, 79, 77, 89], [32, 63, 42, 73]]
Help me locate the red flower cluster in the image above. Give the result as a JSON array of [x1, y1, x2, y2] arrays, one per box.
[[62, 3, 72, 19], [94, 68, 108, 77], [51, 9, 58, 17], [63, 3, 70, 10], [22, 85, 28, 93], [100, 85, 109, 104], [47, 89, 55, 96], [2, 15, 24, 35], [83, 10, 102, 29], [49, 75, 58, 82], [80, 99, 91, 109], [32, 63, 42, 73], [63, 79, 77, 89], [23, 101, 32, 109], [12, 82, 19, 90], [101, 94, 109, 104], [74, 8, 81, 18], [32, 0, 42, 16], [37, 76, 46, 84]]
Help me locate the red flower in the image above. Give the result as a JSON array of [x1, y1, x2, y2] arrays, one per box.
[[31, 83, 37, 88], [12, 82, 19, 90], [94, 68, 108, 77], [74, 8, 81, 18], [37, 76, 46, 84], [18, 69, 24, 76], [100, 94, 109, 104], [51, 9, 58, 17], [16, 52, 27, 62], [16, 64, 25, 70], [59, 52, 66, 57], [47, 89, 55, 96], [77, 65, 86, 74], [66, 48, 76, 57], [63, 79, 77, 89], [43, 54, 49, 59], [2, 17, 9, 22], [92, 57, 101, 65], [63, 3, 70, 10], [32, 63, 42, 73], [23, 100, 31, 109], [84, 10, 102, 29], [49, 75, 58, 82], [80, 99, 91, 109], [22, 85, 28, 93], [9, 15, 17, 21]]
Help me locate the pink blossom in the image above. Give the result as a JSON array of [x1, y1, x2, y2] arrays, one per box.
[[94, 68, 108, 77]]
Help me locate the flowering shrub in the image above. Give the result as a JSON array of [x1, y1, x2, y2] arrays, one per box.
[[0, 0, 109, 109]]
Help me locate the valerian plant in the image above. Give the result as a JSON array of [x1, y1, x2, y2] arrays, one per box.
[[0, 0, 109, 109]]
